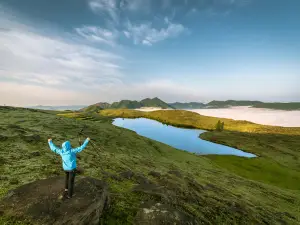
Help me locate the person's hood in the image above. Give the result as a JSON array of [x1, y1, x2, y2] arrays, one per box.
[[62, 141, 71, 152]]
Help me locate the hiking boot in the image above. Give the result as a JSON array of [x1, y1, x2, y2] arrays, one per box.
[[58, 191, 68, 200], [66, 194, 76, 199]]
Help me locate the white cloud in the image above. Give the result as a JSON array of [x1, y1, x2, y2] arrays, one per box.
[[0, 82, 91, 106], [0, 8, 197, 106], [142, 39, 152, 46], [124, 18, 186, 46], [75, 26, 118, 46], [120, 0, 151, 13], [0, 16, 123, 93], [88, 0, 119, 24], [123, 31, 131, 38]]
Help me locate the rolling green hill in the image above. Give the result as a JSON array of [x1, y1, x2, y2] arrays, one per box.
[[81, 98, 300, 112], [110, 100, 141, 109], [206, 100, 263, 108], [1, 106, 300, 224], [140, 97, 174, 109], [169, 102, 205, 109], [79, 102, 111, 112], [109, 97, 173, 109]]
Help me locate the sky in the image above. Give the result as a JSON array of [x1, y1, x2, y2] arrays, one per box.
[[0, 0, 299, 106]]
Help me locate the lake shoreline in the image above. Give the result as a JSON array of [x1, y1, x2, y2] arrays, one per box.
[[113, 117, 257, 157], [99, 108, 300, 160]]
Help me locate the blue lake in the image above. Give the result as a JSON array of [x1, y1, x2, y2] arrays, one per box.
[[113, 118, 256, 158]]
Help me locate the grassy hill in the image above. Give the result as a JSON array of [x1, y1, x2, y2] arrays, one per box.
[[169, 102, 205, 109], [1, 106, 300, 224], [140, 97, 173, 109], [80, 102, 111, 113], [206, 100, 263, 108], [252, 102, 300, 110], [110, 100, 141, 109], [81, 98, 300, 112], [103, 97, 173, 110]]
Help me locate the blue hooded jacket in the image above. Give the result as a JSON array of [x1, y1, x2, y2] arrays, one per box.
[[48, 139, 89, 171]]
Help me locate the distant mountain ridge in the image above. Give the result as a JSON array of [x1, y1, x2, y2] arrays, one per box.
[[79, 102, 111, 112], [169, 102, 205, 109], [80, 98, 174, 112], [206, 100, 263, 108], [110, 97, 174, 109], [79, 99, 300, 112]]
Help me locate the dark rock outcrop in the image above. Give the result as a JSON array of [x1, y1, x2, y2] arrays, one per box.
[[134, 201, 199, 225], [0, 176, 109, 225]]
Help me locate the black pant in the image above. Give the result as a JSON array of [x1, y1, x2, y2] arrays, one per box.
[[64, 170, 76, 197]]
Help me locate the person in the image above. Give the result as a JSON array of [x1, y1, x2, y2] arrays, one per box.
[[48, 137, 90, 199]]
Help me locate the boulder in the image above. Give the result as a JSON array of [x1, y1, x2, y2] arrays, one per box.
[[134, 201, 199, 225], [0, 176, 109, 225]]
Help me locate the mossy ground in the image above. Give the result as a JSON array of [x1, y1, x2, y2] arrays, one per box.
[[1, 107, 300, 224]]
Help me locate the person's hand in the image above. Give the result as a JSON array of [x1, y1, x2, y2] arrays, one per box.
[[87, 137, 91, 141], [48, 138, 52, 142]]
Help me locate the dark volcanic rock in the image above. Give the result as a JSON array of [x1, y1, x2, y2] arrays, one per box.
[[134, 201, 199, 225], [0, 176, 109, 225]]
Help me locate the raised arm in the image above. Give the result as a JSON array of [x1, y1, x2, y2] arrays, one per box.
[[71, 138, 90, 154], [48, 139, 62, 155]]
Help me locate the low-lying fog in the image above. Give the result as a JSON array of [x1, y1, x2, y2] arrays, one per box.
[[136, 107, 300, 127], [189, 107, 300, 127]]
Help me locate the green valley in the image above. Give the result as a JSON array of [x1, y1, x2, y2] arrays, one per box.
[[1, 106, 299, 224]]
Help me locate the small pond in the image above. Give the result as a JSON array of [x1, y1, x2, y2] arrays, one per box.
[[113, 118, 256, 157]]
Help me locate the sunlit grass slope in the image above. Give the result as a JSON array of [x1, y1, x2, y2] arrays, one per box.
[[1, 107, 300, 224]]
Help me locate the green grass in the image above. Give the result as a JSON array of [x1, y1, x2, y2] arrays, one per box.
[[98, 109, 300, 190], [200, 130, 300, 191], [1, 106, 300, 224]]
